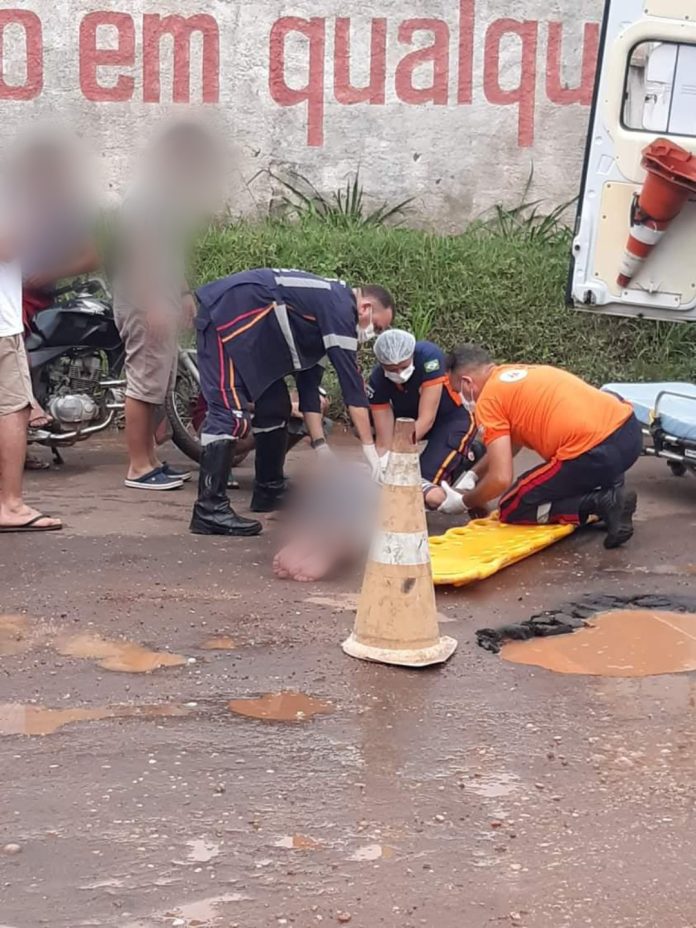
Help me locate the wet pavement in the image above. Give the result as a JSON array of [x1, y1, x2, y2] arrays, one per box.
[[2, 435, 696, 927]]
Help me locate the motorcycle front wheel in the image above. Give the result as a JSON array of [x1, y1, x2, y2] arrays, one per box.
[[165, 358, 204, 463]]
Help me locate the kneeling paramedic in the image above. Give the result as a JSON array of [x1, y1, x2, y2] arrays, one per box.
[[447, 345, 643, 548], [191, 268, 394, 536], [369, 330, 481, 514]]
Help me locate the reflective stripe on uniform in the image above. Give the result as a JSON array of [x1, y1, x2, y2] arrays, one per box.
[[273, 302, 302, 371], [274, 275, 332, 289], [323, 333, 358, 351]]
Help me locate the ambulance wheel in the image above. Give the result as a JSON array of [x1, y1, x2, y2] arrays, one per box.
[[668, 461, 687, 477]]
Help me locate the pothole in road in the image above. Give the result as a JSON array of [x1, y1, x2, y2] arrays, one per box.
[[54, 633, 188, 673], [228, 692, 333, 722], [0, 703, 191, 736], [199, 635, 237, 651], [503, 609, 696, 677]]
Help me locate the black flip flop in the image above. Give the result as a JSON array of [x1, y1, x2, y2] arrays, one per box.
[[0, 514, 63, 533]]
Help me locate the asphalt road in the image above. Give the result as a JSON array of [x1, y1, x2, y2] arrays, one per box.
[[2, 435, 696, 928]]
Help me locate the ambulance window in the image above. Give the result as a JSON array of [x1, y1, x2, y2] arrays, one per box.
[[623, 41, 696, 137]]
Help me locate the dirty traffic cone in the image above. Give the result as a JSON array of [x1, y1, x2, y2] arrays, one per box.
[[617, 138, 696, 288], [342, 418, 457, 668]]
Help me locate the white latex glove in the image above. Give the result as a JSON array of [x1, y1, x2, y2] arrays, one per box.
[[315, 442, 335, 460], [362, 443, 383, 483], [453, 469, 478, 492], [438, 481, 467, 515]]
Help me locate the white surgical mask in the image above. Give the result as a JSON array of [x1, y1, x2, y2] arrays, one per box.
[[385, 364, 415, 385], [357, 322, 375, 345], [460, 383, 476, 413], [357, 306, 375, 345]]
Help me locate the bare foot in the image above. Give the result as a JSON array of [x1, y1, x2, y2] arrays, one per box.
[[273, 541, 313, 579], [289, 549, 337, 582]]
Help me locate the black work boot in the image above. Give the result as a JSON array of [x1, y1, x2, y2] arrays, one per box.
[[190, 441, 263, 536], [581, 485, 638, 549], [250, 427, 289, 513]]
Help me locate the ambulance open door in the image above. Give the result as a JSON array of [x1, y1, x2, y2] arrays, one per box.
[[569, 0, 696, 322]]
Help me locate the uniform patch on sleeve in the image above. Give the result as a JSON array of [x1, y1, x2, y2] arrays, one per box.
[[424, 359, 440, 373], [366, 384, 375, 399]]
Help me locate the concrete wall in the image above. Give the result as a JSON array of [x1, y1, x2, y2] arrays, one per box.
[[1, 1, 604, 228]]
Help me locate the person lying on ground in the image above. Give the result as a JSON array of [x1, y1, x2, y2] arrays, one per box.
[[446, 344, 642, 548], [368, 329, 484, 513], [190, 268, 394, 537], [273, 456, 378, 582]]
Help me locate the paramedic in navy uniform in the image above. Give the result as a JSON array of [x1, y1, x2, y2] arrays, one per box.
[[368, 330, 480, 515], [190, 268, 394, 536]]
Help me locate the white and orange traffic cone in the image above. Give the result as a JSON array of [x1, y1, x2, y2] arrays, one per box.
[[618, 138, 696, 288], [342, 418, 458, 668]]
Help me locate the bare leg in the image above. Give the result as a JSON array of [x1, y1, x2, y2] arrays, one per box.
[[0, 408, 61, 528], [124, 397, 160, 479]]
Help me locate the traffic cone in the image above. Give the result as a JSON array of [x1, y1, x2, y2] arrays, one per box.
[[342, 418, 458, 668], [617, 138, 696, 288]]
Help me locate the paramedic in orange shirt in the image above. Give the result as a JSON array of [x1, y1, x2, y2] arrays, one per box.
[[447, 344, 643, 549]]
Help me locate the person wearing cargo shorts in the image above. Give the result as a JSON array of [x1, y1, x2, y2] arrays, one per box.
[[447, 344, 643, 549], [0, 251, 61, 532], [112, 120, 220, 491]]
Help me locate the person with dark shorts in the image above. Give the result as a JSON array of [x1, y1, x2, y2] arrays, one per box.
[[368, 330, 481, 513], [447, 345, 642, 548]]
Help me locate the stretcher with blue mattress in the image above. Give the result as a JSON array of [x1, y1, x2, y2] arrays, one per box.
[[602, 382, 696, 475]]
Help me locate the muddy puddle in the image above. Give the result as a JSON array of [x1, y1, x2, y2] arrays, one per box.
[[0, 614, 34, 657], [274, 834, 322, 850], [228, 692, 332, 722], [55, 633, 188, 673], [0, 702, 190, 737], [348, 843, 395, 861], [124, 893, 249, 927], [199, 635, 237, 651], [503, 609, 696, 677]]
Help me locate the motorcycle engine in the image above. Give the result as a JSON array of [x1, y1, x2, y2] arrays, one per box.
[[46, 354, 102, 429]]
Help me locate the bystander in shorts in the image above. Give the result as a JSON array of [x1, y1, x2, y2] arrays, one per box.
[[113, 305, 178, 406], [0, 334, 33, 416]]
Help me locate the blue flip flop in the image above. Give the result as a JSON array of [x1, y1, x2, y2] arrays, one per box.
[[124, 467, 183, 491], [162, 462, 193, 482]]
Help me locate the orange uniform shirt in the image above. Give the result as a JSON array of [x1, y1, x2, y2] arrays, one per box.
[[476, 365, 632, 462]]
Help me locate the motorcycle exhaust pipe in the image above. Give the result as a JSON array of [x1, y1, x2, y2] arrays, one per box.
[[34, 409, 116, 445]]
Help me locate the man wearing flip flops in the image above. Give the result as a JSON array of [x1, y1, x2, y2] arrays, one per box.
[[0, 241, 61, 534], [446, 345, 643, 549]]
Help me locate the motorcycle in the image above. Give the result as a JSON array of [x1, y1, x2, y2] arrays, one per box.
[[26, 277, 328, 466], [26, 277, 127, 463]]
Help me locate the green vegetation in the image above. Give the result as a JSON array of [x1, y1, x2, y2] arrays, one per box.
[[194, 217, 696, 391]]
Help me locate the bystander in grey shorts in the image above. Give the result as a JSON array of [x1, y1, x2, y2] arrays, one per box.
[[113, 304, 178, 406], [0, 334, 34, 416]]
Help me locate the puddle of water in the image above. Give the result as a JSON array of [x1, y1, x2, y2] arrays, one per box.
[[465, 773, 520, 798], [55, 633, 188, 673], [164, 893, 249, 922], [274, 834, 322, 850], [0, 615, 32, 657], [348, 843, 394, 861], [503, 609, 696, 678], [0, 703, 189, 737], [228, 692, 332, 722], [199, 636, 237, 651], [186, 839, 220, 863]]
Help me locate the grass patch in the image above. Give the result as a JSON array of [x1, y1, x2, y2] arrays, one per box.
[[193, 219, 696, 391]]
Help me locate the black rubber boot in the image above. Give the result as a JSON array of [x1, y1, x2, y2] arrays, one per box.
[[580, 485, 638, 549], [190, 441, 262, 536], [250, 427, 289, 513]]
